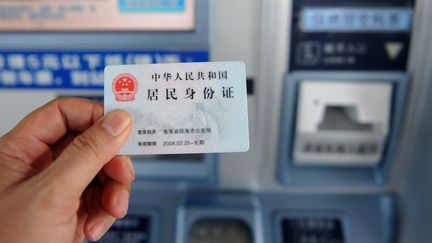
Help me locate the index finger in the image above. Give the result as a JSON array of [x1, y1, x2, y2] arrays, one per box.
[[8, 98, 103, 145], [2, 98, 103, 163]]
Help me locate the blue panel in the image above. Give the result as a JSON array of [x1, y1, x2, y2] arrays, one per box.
[[277, 71, 409, 185], [0, 50, 209, 90], [119, 0, 186, 12]]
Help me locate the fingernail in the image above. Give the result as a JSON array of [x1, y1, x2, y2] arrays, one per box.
[[117, 189, 129, 217], [88, 219, 109, 241], [127, 165, 135, 181], [102, 110, 130, 136]]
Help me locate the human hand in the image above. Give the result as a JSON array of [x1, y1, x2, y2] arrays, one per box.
[[0, 98, 134, 243]]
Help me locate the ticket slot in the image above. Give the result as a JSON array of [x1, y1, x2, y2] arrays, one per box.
[[277, 72, 408, 185], [293, 81, 392, 166]]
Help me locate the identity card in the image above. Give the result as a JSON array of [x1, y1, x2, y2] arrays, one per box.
[[104, 62, 250, 155]]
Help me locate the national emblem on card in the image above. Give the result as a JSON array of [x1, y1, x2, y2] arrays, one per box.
[[112, 73, 138, 102]]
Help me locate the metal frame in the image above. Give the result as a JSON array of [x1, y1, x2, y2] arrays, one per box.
[[391, 0, 432, 242]]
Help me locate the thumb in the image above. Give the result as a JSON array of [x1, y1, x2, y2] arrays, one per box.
[[43, 109, 131, 195]]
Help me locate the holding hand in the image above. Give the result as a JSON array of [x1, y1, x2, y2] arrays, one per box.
[[0, 98, 134, 243]]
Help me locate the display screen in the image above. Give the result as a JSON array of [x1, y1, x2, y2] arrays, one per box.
[[0, 0, 195, 31], [301, 7, 412, 32], [98, 215, 152, 243], [189, 218, 253, 243], [281, 218, 345, 243]]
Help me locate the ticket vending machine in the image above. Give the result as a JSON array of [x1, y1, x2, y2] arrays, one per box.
[[270, 0, 415, 243], [265, 0, 429, 243], [0, 0, 431, 243], [259, 0, 426, 242], [278, 0, 413, 186]]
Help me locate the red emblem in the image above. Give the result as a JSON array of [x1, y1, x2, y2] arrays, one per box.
[[112, 73, 138, 102]]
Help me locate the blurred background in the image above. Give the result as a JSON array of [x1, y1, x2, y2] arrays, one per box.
[[0, 0, 431, 242]]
